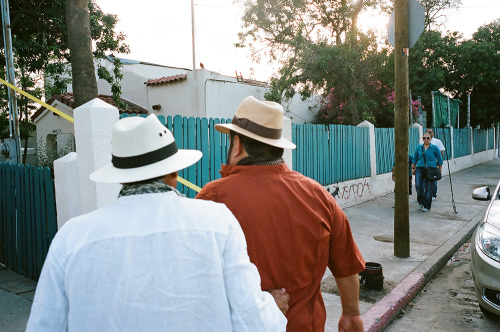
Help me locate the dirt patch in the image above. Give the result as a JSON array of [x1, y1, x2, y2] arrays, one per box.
[[321, 275, 395, 304]]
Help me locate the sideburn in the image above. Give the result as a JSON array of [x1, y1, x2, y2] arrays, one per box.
[[226, 134, 234, 164]]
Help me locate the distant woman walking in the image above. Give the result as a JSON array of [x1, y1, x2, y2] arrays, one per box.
[[412, 133, 443, 212]]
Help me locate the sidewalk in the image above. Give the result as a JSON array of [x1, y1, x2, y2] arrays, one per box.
[[323, 158, 500, 331], [1, 158, 499, 331]]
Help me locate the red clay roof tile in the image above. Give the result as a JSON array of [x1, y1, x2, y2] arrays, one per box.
[[145, 74, 187, 86], [32, 93, 148, 121]]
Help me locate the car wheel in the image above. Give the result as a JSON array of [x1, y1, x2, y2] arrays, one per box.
[[479, 304, 500, 320]]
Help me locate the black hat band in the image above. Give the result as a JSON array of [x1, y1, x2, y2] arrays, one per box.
[[112, 141, 178, 169], [232, 116, 282, 139]]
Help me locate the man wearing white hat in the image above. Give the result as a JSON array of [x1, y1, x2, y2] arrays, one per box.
[[196, 96, 366, 332], [26, 114, 286, 331]]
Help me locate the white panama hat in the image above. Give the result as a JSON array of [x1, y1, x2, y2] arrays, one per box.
[[90, 114, 202, 183], [215, 96, 296, 149]]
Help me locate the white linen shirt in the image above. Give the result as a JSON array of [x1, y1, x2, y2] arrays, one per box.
[[430, 137, 445, 152], [26, 192, 286, 331]]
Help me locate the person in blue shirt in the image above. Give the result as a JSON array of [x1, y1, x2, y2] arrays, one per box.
[[412, 133, 443, 212], [392, 154, 414, 196]]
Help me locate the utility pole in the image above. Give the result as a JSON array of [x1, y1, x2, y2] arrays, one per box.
[[191, 0, 199, 117], [1, 0, 20, 164], [394, 0, 410, 258]]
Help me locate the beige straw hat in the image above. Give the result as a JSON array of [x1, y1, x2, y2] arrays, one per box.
[[215, 96, 296, 149]]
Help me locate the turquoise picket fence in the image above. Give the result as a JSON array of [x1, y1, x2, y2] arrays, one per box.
[[375, 127, 419, 175], [0, 163, 57, 280], [473, 129, 487, 153], [292, 124, 370, 185], [454, 129, 471, 158], [120, 114, 231, 197]]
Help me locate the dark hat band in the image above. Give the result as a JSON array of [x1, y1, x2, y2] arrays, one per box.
[[232, 116, 282, 139], [112, 141, 178, 169]]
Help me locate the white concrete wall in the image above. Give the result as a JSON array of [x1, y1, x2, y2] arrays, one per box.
[[97, 66, 149, 110], [147, 74, 194, 117], [123, 62, 189, 78], [204, 75, 268, 119], [282, 94, 319, 124]]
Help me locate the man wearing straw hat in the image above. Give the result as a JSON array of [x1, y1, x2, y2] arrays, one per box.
[[196, 96, 366, 332], [26, 114, 286, 331]]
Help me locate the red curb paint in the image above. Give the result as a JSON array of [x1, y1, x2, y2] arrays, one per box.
[[362, 272, 426, 332]]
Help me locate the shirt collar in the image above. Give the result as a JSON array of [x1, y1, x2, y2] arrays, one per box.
[[219, 163, 291, 178]]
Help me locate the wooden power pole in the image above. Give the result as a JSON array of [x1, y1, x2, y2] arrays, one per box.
[[394, 0, 410, 258]]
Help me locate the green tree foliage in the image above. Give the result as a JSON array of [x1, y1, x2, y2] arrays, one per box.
[[239, 0, 500, 128], [451, 20, 500, 127], [408, 19, 499, 128], [408, 30, 461, 125], [0, 66, 36, 141], [0, 0, 129, 126], [238, 0, 392, 125]]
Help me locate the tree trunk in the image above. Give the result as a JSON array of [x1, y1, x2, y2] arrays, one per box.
[[65, 0, 98, 108]]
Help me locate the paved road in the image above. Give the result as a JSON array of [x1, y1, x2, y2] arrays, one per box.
[[385, 240, 500, 331]]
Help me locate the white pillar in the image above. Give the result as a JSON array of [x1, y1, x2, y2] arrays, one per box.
[[282, 116, 293, 169], [74, 98, 121, 215], [412, 123, 423, 145], [357, 120, 376, 178]]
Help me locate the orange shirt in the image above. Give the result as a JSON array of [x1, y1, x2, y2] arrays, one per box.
[[196, 164, 365, 332]]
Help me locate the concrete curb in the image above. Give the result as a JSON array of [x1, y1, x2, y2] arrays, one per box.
[[362, 272, 425, 332], [361, 210, 484, 332]]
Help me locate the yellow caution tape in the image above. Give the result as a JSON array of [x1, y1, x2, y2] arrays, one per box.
[[0, 77, 202, 192], [0, 77, 74, 123], [177, 176, 201, 193]]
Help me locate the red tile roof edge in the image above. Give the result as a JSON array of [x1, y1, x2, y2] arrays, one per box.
[[32, 93, 148, 121], [145, 74, 188, 86]]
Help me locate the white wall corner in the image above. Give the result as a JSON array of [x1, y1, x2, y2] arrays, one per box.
[[357, 120, 377, 178], [283, 116, 293, 169], [54, 152, 79, 229]]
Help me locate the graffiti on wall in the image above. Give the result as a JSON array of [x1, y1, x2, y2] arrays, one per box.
[[327, 179, 372, 202]]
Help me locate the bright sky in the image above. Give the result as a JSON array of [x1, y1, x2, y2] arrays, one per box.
[[96, 0, 500, 82]]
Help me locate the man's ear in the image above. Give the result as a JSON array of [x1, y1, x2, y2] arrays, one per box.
[[228, 135, 248, 165], [163, 171, 178, 187]]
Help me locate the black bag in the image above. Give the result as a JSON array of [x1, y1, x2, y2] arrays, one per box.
[[422, 146, 442, 181], [425, 167, 442, 181]]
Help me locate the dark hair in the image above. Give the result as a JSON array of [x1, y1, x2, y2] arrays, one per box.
[[229, 131, 284, 159]]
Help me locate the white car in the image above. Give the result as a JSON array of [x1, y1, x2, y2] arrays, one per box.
[[471, 181, 500, 317]]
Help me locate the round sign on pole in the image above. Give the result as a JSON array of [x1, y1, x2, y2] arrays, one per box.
[[388, 0, 425, 48]]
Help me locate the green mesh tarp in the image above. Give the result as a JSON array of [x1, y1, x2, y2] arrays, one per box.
[[433, 91, 462, 128]]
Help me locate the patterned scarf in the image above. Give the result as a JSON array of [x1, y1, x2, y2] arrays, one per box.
[[118, 179, 183, 198]]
